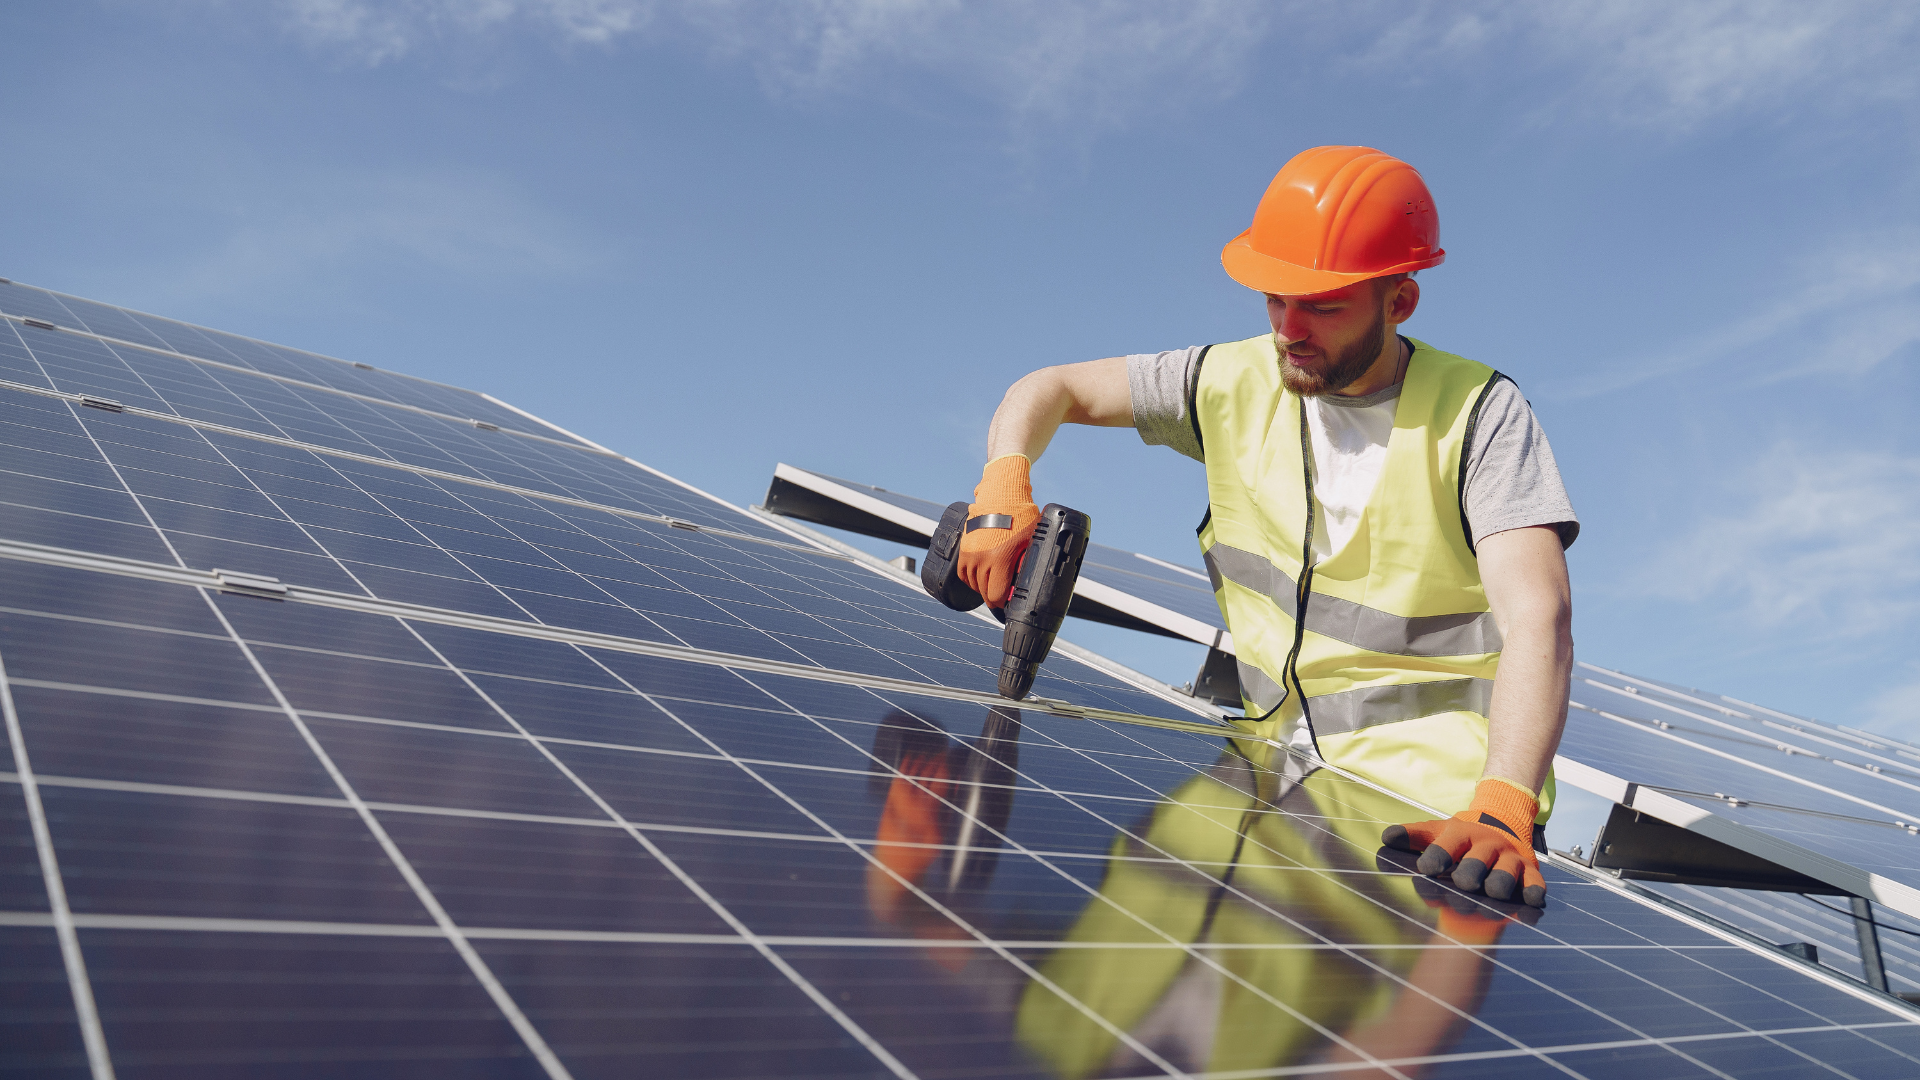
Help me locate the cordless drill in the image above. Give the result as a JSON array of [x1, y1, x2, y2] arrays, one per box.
[[920, 502, 1091, 700]]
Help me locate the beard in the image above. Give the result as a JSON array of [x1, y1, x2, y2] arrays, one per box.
[[1278, 306, 1389, 396]]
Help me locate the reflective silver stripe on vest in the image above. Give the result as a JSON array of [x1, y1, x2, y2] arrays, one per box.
[[1307, 677, 1494, 736], [1236, 659, 1288, 712], [1203, 543, 1503, 657]]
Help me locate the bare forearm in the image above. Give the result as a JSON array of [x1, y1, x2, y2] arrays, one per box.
[[984, 357, 1133, 462], [1476, 525, 1574, 794], [1482, 615, 1572, 792]]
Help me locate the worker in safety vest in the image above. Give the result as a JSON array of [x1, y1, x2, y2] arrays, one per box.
[[957, 146, 1577, 906]]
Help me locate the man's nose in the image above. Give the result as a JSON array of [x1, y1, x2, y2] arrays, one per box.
[[1274, 303, 1311, 346]]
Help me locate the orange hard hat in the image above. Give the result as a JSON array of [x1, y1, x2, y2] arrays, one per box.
[[1221, 145, 1444, 296]]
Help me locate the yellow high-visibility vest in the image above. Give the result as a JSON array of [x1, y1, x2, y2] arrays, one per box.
[[1194, 333, 1554, 820]]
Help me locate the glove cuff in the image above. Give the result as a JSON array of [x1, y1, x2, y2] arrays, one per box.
[[1467, 777, 1539, 843], [974, 454, 1033, 510]]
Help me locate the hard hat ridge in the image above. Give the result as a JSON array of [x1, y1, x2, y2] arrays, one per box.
[[1222, 145, 1444, 296]]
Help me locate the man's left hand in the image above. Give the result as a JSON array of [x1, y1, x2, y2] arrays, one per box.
[[1384, 778, 1546, 907]]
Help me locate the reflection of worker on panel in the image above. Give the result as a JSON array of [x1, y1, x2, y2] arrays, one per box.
[[1020, 738, 1534, 1078], [950, 145, 1578, 909], [865, 708, 1022, 962]]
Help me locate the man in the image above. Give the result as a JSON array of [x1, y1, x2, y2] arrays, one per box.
[[955, 146, 1576, 906]]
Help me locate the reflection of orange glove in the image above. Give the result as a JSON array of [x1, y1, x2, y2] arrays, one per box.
[[955, 455, 1039, 607], [1383, 778, 1545, 907]]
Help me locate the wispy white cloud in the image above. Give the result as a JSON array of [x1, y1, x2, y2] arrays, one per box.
[[271, 1, 1919, 135], [670, 1, 1273, 126], [139, 169, 598, 309], [1541, 231, 1920, 400], [1373, 1, 1920, 132], [277, 0, 1272, 126], [1638, 442, 1920, 635], [281, 0, 648, 64]]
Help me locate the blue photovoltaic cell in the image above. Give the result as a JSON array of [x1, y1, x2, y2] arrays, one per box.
[[0, 280, 551, 438], [0, 285, 1916, 1077], [1565, 667, 1920, 898], [1645, 881, 1920, 996], [1, 317, 787, 538]]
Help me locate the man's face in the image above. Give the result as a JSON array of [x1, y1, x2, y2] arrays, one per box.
[[1266, 281, 1393, 396]]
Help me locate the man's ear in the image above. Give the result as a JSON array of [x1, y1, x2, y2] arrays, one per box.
[[1388, 277, 1421, 326]]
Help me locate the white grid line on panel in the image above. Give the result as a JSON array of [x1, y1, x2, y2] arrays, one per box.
[[56, 413, 760, 1076], [10, 376, 1203, 729], [192, 595, 577, 1080], [673, 666, 1557, 1078], [572, 670, 1204, 1079], [0, 650, 116, 1080], [0, 907, 1760, 954], [1, 762, 1447, 879], [819, 696, 1565, 1078], [0, 375, 819, 557], [392, 622, 925, 1080], [4, 282, 482, 396], [0, 670, 1222, 816], [1580, 660, 1920, 759], [0, 309, 599, 455], [1579, 679, 1920, 809], [0, 536, 1226, 737], [851, 691, 1917, 1074], [7, 614, 1912, 1068]]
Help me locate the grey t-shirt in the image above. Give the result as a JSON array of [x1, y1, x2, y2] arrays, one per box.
[[1127, 344, 1579, 548]]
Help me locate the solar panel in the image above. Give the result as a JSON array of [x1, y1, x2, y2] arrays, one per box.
[[1556, 663, 1920, 924], [1640, 882, 1920, 997], [3, 287, 1918, 1077]]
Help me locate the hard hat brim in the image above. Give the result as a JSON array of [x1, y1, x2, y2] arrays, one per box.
[[1220, 230, 1445, 296]]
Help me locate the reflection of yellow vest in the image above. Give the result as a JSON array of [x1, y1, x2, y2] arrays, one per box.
[[1195, 334, 1553, 820], [1016, 744, 1433, 1077]]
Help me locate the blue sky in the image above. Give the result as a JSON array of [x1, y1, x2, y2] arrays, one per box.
[[5, 1, 1919, 740]]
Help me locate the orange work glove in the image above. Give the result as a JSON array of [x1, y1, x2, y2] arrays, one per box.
[[955, 454, 1040, 607], [1382, 778, 1546, 907]]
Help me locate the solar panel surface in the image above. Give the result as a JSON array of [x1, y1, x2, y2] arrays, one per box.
[[1641, 882, 1920, 997], [1, 288, 1916, 1078], [1560, 665, 1920, 920]]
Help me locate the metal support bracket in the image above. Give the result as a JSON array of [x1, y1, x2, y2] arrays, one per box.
[[211, 568, 289, 600], [1590, 803, 1845, 893], [1186, 645, 1243, 707], [1854, 895, 1890, 992]]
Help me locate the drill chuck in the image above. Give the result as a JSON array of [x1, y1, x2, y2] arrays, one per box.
[[995, 504, 1090, 700], [919, 501, 1092, 701]]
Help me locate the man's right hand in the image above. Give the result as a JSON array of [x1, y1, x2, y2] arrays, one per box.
[[956, 454, 1040, 607]]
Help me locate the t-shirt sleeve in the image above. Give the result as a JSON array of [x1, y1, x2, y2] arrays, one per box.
[[1463, 377, 1579, 549], [1127, 346, 1206, 463]]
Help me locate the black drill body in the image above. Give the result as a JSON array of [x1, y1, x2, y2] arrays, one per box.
[[920, 502, 1091, 700]]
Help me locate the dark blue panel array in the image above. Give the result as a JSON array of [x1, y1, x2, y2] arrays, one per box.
[[0, 317, 786, 539], [1, 287, 1916, 1078], [1566, 667, 1920, 895], [1646, 882, 1920, 997], [0, 280, 549, 439]]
